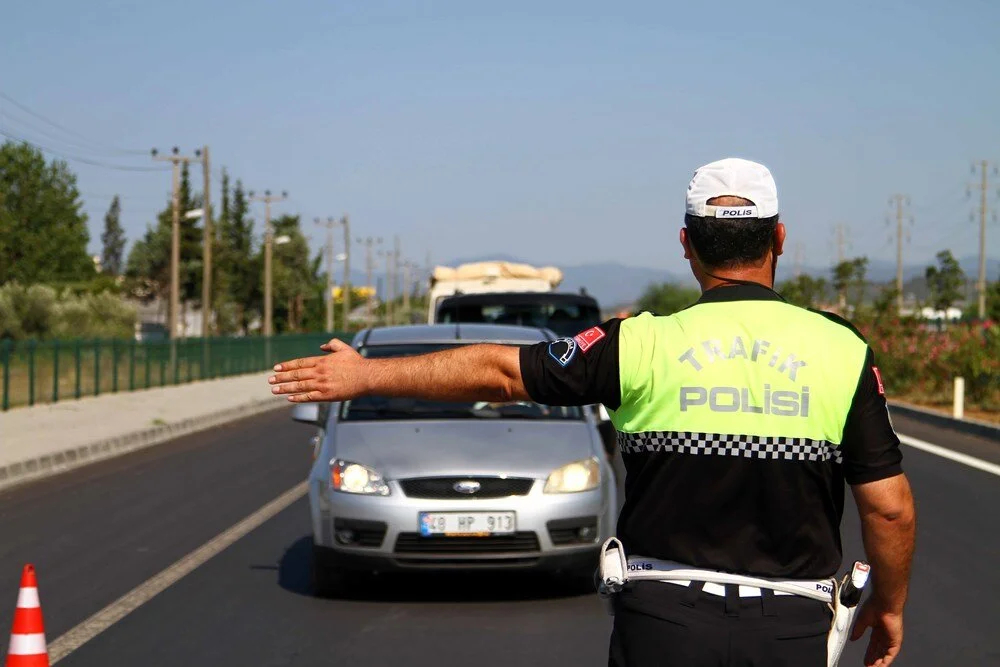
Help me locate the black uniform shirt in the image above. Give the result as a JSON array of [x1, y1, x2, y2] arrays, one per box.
[[519, 284, 903, 578]]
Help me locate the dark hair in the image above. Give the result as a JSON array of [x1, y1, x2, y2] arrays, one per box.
[[684, 213, 779, 269]]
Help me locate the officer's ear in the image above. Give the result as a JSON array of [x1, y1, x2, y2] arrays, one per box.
[[680, 227, 693, 260], [772, 222, 786, 256]]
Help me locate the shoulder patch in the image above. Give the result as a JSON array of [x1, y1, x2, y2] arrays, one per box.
[[573, 326, 606, 353], [872, 366, 885, 395], [547, 338, 578, 367]]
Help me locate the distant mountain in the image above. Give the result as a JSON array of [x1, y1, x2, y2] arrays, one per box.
[[427, 254, 998, 310], [441, 255, 684, 307], [783, 256, 998, 284]]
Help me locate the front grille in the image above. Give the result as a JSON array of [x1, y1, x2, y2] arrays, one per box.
[[333, 518, 387, 548], [399, 476, 534, 499], [394, 532, 540, 554], [547, 517, 599, 545]]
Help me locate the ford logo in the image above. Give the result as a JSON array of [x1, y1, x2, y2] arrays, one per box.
[[453, 480, 481, 495]]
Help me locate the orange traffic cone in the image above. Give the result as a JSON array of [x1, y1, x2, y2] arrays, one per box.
[[5, 565, 49, 667]]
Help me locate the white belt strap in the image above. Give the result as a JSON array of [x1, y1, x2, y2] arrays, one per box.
[[597, 538, 871, 667], [625, 555, 835, 604]]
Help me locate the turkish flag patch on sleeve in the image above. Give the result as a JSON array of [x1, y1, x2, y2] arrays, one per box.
[[573, 326, 606, 353], [872, 367, 885, 395]]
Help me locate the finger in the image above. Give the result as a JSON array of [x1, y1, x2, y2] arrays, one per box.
[[320, 338, 352, 353], [271, 380, 315, 395], [864, 636, 884, 667], [287, 390, 322, 403], [268, 368, 317, 385], [273, 356, 321, 372]]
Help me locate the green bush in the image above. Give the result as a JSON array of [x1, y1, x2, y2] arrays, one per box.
[[0, 282, 136, 340]]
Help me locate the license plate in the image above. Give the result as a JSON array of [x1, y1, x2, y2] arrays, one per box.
[[419, 511, 516, 536]]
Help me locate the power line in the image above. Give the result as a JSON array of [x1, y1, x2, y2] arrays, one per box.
[[0, 128, 169, 172], [0, 91, 148, 155]]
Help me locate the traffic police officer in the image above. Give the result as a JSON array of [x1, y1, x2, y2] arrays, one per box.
[[269, 157, 916, 666]]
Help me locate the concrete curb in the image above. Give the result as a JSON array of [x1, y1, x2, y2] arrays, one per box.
[[0, 398, 289, 493], [889, 401, 1000, 441]]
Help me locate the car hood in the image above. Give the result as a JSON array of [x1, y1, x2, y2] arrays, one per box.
[[331, 420, 597, 480]]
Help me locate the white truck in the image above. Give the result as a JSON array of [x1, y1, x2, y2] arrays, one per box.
[[426, 261, 564, 324]]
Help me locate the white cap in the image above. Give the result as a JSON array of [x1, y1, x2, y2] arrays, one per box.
[[686, 157, 779, 219]]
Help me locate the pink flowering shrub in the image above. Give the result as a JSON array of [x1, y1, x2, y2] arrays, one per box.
[[858, 319, 999, 411]]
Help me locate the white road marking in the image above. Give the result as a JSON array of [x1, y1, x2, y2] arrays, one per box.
[[47, 481, 309, 663], [898, 434, 1000, 478]]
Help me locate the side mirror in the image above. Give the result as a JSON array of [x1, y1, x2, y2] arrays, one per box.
[[291, 403, 320, 425]]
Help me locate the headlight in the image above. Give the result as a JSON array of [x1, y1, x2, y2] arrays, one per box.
[[544, 457, 601, 494], [330, 459, 390, 496]]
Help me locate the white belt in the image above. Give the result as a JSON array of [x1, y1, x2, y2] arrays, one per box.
[[598, 538, 871, 667], [660, 579, 797, 597], [625, 555, 835, 603]]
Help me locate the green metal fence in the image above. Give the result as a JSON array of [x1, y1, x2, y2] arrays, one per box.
[[0, 333, 350, 411]]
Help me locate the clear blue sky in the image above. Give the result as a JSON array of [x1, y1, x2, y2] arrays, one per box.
[[2, 0, 998, 277]]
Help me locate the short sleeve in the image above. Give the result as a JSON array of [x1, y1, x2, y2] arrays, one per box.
[[840, 347, 904, 485], [616, 312, 658, 408], [518, 320, 622, 408]]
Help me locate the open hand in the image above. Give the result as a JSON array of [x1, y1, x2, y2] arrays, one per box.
[[268, 338, 369, 402], [850, 600, 904, 666]]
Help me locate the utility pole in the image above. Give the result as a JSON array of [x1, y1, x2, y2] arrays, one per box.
[[393, 236, 401, 324], [970, 160, 996, 320], [888, 194, 911, 314], [250, 190, 287, 338], [402, 260, 413, 323], [341, 215, 351, 331], [379, 248, 393, 325], [315, 217, 338, 332], [152, 147, 201, 341], [835, 223, 847, 264], [357, 236, 382, 326], [200, 146, 212, 338]]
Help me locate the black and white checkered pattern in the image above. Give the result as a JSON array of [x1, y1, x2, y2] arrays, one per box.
[[618, 431, 843, 464]]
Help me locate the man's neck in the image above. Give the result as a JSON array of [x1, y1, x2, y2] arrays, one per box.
[[697, 265, 775, 292]]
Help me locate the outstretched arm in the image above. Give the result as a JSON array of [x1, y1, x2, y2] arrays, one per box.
[[849, 473, 916, 667], [269, 338, 530, 403]]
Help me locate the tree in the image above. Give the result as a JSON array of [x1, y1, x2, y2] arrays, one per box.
[[266, 214, 320, 333], [872, 285, 899, 313], [124, 164, 203, 307], [0, 141, 94, 284], [215, 179, 259, 333], [832, 257, 868, 314], [174, 163, 203, 306], [635, 282, 700, 316], [848, 257, 869, 313], [778, 274, 828, 308], [988, 281, 1000, 323], [924, 249, 965, 312], [832, 260, 853, 310], [100, 195, 126, 276]]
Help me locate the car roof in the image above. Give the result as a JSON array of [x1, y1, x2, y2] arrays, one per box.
[[357, 324, 554, 346]]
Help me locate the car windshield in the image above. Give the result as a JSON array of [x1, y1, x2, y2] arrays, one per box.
[[340, 343, 582, 421], [436, 299, 601, 337]]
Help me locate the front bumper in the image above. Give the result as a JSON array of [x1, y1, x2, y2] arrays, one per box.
[[311, 478, 611, 573]]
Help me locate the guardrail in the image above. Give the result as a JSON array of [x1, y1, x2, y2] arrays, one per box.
[[0, 333, 349, 411]]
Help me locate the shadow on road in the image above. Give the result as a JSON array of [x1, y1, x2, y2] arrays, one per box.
[[274, 535, 597, 604]]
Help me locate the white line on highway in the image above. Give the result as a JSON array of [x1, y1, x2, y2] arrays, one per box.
[[898, 434, 1000, 477], [47, 481, 309, 664]]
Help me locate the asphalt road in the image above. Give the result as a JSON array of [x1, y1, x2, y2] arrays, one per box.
[[0, 409, 996, 666]]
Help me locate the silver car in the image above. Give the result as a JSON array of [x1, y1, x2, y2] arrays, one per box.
[[292, 324, 618, 597]]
